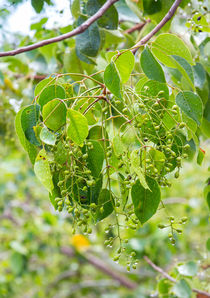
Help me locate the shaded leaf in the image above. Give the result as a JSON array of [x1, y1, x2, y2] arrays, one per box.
[[38, 84, 66, 110], [140, 46, 165, 83], [171, 55, 194, 89], [21, 104, 40, 145], [173, 279, 192, 298], [76, 16, 100, 58], [104, 61, 122, 99], [96, 189, 114, 221], [87, 0, 118, 30], [15, 108, 37, 164], [87, 140, 104, 177], [178, 261, 198, 277], [130, 150, 149, 190], [131, 176, 161, 224], [175, 91, 203, 125]]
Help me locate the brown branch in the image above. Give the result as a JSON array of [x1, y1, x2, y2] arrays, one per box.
[[124, 21, 150, 34], [144, 256, 210, 298], [0, 0, 119, 58], [61, 246, 137, 289], [132, 0, 183, 54]]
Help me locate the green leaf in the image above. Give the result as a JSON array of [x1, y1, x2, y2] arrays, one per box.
[[67, 109, 89, 146], [54, 141, 68, 165], [193, 62, 206, 89], [131, 176, 161, 224], [87, 0, 118, 30], [207, 238, 210, 251], [151, 34, 193, 67], [15, 108, 37, 164], [104, 61, 122, 99], [34, 149, 54, 193], [42, 99, 67, 131], [113, 135, 126, 157], [135, 76, 149, 94], [34, 78, 54, 96], [158, 279, 172, 295], [64, 49, 84, 81], [88, 125, 109, 147], [21, 104, 40, 145], [96, 189, 114, 221], [148, 148, 165, 172], [178, 261, 198, 277], [71, 0, 80, 19], [140, 46, 165, 83], [38, 84, 66, 110], [197, 147, 205, 166], [173, 279, 192, 298], [141, 80, 169, 109], [143, 0, 161, 15], [10, 252, 25, 276], [76, 16, 100, 58], [130, 150, 149, 190], [175, 91, 203, 125], [31, 0, 44, 13], [171, 55, 194, 89], [108, 50, 135, 83], [87, 140, 104, 177], [40, 126, 56, 145]]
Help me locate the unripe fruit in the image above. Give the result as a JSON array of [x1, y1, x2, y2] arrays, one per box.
[[179, 122, 185, 128], [170, 238, 176, 245], [174, 171, 179, 178], [158, 224, 166, 229]]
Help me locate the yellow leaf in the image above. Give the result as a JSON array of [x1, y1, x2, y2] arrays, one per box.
[[71, 234, 90, 252]]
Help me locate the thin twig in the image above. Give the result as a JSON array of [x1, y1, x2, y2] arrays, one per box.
[[0, 0, 119, 57], [61, 246, 137, 289], [131, 0, 183, 54], [144, 256, 210, 298], [124, 21, 149, 34]]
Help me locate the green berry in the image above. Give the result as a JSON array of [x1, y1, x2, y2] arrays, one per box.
[[179, 122, 185, 129], [158, 224, 166, 229]]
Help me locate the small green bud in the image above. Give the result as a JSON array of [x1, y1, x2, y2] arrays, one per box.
[[90, 203, 97, 209], [170, 238, 176, 245], [181, 216, 188, 223], [158, 224, 166, 229], [100, 207, 104, 213], [174, 171, 179, 178], [179, 122, 185, 129], [87, 227, 92, 234]]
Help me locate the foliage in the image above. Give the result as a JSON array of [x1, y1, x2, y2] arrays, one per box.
[[0, 0, 209, 296]]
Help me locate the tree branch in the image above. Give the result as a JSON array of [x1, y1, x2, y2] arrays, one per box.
[[0, 0, 119, 58], [124, 21, 150, 34], [132, 0, 183, 54], [143, 256, 210, 298], [61, 246, 137, 289]]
